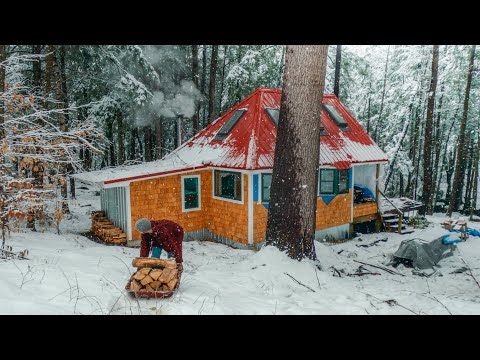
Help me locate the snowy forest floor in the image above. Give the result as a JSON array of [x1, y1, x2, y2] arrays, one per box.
[[1, 185, 480, 315]]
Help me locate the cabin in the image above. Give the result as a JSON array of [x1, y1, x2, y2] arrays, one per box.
[[74, 88, 388, 249]]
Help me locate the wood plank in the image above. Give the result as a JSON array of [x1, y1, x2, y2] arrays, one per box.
[[353, 214, 378, 224]]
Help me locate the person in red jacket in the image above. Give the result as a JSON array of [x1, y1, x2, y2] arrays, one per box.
[[135, 218, 184, 270]]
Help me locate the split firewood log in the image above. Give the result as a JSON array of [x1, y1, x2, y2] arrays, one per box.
[[140, 275, 154, 286], [139, 267, 152, 275], [132, 257, 176, 269], [145, 284, 154, 291], [130, 279, 142, 291], [150, 269, 163, 281], [150, 281, 161, 290], [157, 268, 175, 283], [166, 277, 178, 290], [165, 268, 178, 283], [133, 271, 147, 281], [161, 284, 169, 291]]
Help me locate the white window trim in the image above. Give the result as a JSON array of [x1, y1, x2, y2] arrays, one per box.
[[260, 171, 272, 204], [181, 174, 201, 212], [212, 169, 244, 205]]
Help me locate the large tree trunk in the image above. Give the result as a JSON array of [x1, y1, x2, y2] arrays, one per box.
[[265, 45, 329, 261], [144, 126, 152, 162], [447, 45, 476, 216], [32, 45, 42, 91], [207, 45, 219, 124], [191, 45, 200, 133], [373, 46, 390, 143], [129, 126, 137, 161], [218, 45, 228, 115], [200, 45, 207, 126], [464, 136, 474, 212], [58, 46, 76, 200], [117, 111, 124, 165], [44, 45, 55, 110], [155, 119, 162, 160], [422, 45, 439, 215], [333, 45, 342, 98], [53, 46, 69, 213], [471, 115, 480, 219]]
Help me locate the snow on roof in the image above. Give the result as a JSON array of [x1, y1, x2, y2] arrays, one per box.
[[74, 88, 388, 185]]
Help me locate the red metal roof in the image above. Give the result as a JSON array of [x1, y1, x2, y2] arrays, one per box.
[[74, 88, 388, 185], [183, 87, 387, 170]]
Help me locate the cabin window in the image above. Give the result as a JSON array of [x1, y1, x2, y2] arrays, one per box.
[[322, 103, 350, 131], [182, 175, 201, 212], [319, 169, 335, 195], [265, 108, 279, 127], [214, 109, 247, 140], [261, 173, 272, 202], [214, 170, 242, 201], [319, 169, 349, 195]]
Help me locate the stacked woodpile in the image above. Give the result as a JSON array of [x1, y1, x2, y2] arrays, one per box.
[[129, 258, 180, 292], [91, 211, 127, 244]]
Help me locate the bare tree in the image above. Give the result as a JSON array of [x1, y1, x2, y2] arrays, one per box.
[[207, 45, 219, 124], [333, 45, 342, 98], [447, 45, 476, 216], [265, 45, 329, 261], [422, 45, 439, 215], [191, 45, 200, 133]]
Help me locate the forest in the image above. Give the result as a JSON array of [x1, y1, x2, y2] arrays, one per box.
[[1, 45, 479, 238]]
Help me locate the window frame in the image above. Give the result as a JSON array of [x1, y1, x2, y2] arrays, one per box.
[[214, 109, 247, 140], [213, 169, 243, 204], [261, 172, 273, 203], [181, 174, 201, 212], [318, 168, 350, 196], [265, 108, 279, 127]]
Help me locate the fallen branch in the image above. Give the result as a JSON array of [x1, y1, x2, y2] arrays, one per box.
[[284, 272, 316, 292], [356, 238, 388, 248], [353, 260, 405, 276], [348, 272, 381, 277]]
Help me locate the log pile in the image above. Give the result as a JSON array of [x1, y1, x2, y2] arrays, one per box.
[[129, 257, 180, 293], [91, 211, 127, 244]]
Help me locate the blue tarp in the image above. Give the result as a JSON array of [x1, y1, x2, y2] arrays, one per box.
[[448, 227, 480, 238], [354, 184, 375, 201]]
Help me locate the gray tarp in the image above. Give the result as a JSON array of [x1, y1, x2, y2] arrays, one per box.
[[392, 235, 455, 269]]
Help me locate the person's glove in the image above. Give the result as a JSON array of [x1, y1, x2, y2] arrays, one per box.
[[177, 263, 183, 272]]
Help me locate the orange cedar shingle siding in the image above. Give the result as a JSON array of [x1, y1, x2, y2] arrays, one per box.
[[253, 190, 353, 243], [353, 203, 378, 218], [130, 171, 249, 244]]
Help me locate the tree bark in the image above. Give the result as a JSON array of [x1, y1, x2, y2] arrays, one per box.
[[144, 126, 152, 162], [447, 45, 476, 216], [200, 45, 207, 126], [117, 111, 124, 165], [53, 46, 69, 213], [129, 126, 137, 161], [191, 45, 200, 133], [207, 45, 219, 124], [333, 45, 342, 98], [44, 45, 55, 110], [32, 45, 42, 91], [471, 115, 480, 218], [218, 45, 228, 115], [464, 136, 474, 211], [422, 45, 439, 215], [265, 45, 329, 261], [155, 119, 162, 160]]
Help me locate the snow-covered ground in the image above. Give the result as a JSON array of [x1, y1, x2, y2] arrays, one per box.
[[1, 185, 480, 315]]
